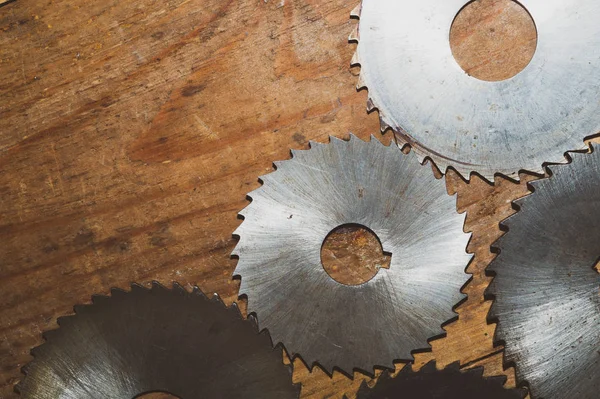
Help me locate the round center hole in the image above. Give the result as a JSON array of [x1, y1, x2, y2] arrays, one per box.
[[135, 392, 180, 399], [321, 224, 391, 286], [449, 0, 537, 81]]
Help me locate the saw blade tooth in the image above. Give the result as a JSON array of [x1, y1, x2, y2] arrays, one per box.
[[258, 173, 278, 186], [237, 275, 250, 295], [171, 282, 187, 295], [149, 281, 170, 293], [227, 301, 243, 317], [348, 25, 359, 42], [526, 176, 547, 188], [379, 115, 390, 132], [308, 139, 326, 149], [421, 361, 438, 372], [210, 292, 225, 306], [272, 160, 287, 169], [90, 294, 110, 306], [350, 51, 360, 66], [236, 202, 254, 219], [40, 329, 60, 343], [289, 148, 311, 161], [356, 73, 367, 90], [13, 382, 23, 394], [501, 342, 519, 366], [245, 187, 265, 201], [56, 315, 76, 328], [348, 132, 362, 144], [110, 287, 128, 298], [72, 304, 89, 316], [485, 375, 509, 386], [511, 194, 534, 210], [369, 134, 384, 146], [445, 362, 461, 371], [496, 215, 515, 233], [29, 343, 48, 358], [366, 98, 376, 112], [20, 362, 32, 375], [468, 366, 485, 378], [485, 276, 499, 298], [231, 239, 244, 258], [328, 135, 346, 146], [410, 146, 428, 165], [130, 283, 148, 295], [247, 313, 259, 329], [350, 2, 362, 18], [258, 328, 275, 346]]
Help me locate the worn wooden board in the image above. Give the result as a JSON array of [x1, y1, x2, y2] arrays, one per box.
[[0, 0, 555, 397]]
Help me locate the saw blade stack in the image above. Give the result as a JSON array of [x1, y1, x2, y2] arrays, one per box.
[[15, 1, 600, 398]]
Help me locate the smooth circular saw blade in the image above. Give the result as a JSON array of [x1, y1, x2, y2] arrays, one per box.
[[356, 362, 526, 399], [232, 134, 472, 374], [487, 147, 600, 398], [17, 282, 299, 399], [352, 0, 600, 180]]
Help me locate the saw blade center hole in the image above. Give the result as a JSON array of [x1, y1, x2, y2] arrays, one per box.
[[449, 0, 538, 82], [135, 392, 180, 399], [320, 224, 391, 286]]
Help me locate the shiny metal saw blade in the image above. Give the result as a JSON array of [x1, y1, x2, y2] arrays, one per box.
[[17, 282, 299, 399], [356, 362, 526, 399], [357, 362, 525, 399], [232, 134, 472, 374], [351, 0, 600, 180], [487, 146, 600, 398]]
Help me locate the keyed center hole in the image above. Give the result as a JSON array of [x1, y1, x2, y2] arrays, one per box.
[[135, 392, 180, 399], [321, 224, 391, 286], [449, 0, 537, 81]]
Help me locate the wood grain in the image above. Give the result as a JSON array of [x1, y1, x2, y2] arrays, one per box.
[[450, 0, 538, 82], [0, 0, 545, 397]]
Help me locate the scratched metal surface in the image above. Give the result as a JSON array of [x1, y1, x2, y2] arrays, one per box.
[[353, 0, 600, 180], [488, 147, 600, 398], [17, 283, 299, 399], [233, 135, 472, 374]]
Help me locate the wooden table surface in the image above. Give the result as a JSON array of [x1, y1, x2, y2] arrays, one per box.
[[0, 0, 569, 397]]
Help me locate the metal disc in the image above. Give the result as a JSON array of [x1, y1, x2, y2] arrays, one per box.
[[17, 282, 299, 399], [487, 146, 600, 398], [232, 135, 472, 374], [352, 0, 600, 180], [356, 362, 526, 399]]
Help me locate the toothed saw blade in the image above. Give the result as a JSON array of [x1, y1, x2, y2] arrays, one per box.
[[487, 147, 600, 398], [233, 134, 472, 374], [17, 282, 299, 398], [352, 0, 600, 180], [356, 362, 526, 399]]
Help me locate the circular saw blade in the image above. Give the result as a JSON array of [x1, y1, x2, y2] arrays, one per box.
[[356, 362, 526, 399], [351, 0, 600, 180], [17, 282, 299, 399], [232, 134, 472, 374], [487, 146, 600, 398]]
